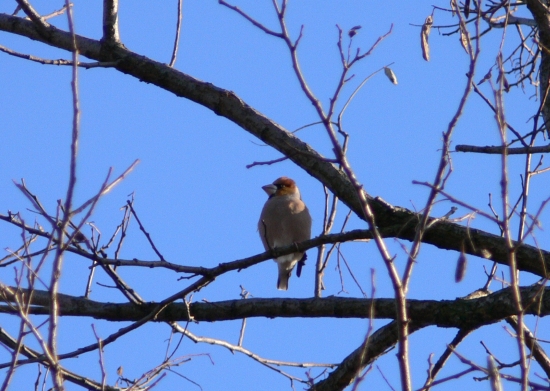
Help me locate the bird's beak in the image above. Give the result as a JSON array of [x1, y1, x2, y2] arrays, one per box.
[[262, 184, 277, 196]]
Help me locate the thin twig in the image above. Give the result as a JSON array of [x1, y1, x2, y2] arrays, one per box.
[[169, 0, 184, 66]]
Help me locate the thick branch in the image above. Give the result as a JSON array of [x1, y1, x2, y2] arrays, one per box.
[[3, 284, 548, 390], [102, 0, 119, 43], [456, 144, 550, 154], [1, 285, 549, 325], [310, 321, 412, 391]]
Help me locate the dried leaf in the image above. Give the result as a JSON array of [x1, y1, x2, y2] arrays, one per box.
[[450, 0, 456, 17], [73, 230, 86, 242], [459, 25, 470, 54], [421, 15, 433, 61], [348, 25, 362, 38], [384, 67, 398, 85], [464, 0, 471, 18], [496, 71, 510, 92], [477, 69, 492, 85], [455, 251, 467, 282], [502, 75, 510, 92]]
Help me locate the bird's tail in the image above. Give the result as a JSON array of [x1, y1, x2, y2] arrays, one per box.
[[276, 256, 299, 290], [277, 270, 291, 290]]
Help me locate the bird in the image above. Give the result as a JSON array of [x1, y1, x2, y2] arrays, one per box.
[[258, 177, 312, 290]]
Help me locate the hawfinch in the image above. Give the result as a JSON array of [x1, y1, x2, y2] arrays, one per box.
[[258, 177, 312, 290]]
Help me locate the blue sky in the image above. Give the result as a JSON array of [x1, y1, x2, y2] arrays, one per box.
[[1, 1, 548, 390]]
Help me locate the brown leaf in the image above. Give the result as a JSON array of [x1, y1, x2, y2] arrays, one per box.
[[455, 251, 467, 282], [477, 69, 492, 85], [348, 25, 362, 38], [459, 25, 470, 54], [502, 75, 510, 92], [464, 0, 471, 18], [421, 15, 433, 61]]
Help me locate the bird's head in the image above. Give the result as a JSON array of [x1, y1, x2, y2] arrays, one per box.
[[262, 177, 300, 198]]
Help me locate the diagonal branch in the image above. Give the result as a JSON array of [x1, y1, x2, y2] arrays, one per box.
[[3, 210, 550, 280], [0, 327, 119, 391], [1, 14, 550, 280], [14, 0, 49, 32]]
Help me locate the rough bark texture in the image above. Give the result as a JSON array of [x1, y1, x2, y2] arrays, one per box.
[[2, 285, 549, 324]]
